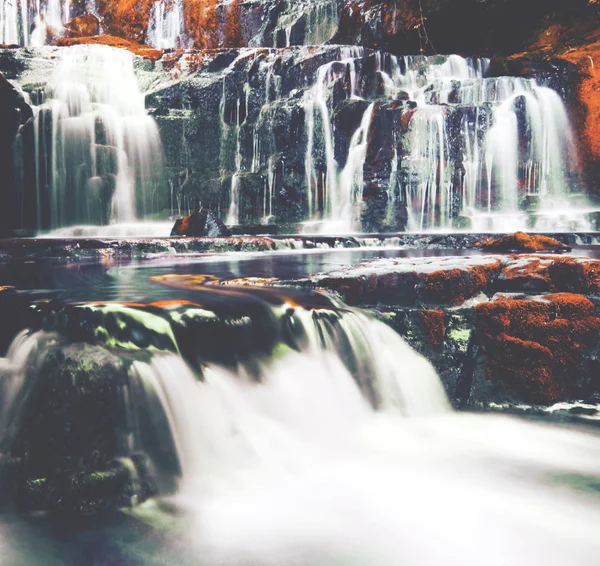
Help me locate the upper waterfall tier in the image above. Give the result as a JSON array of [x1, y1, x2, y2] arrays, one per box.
[[3, 44, 592, 233], [145, 45, 587, 232]]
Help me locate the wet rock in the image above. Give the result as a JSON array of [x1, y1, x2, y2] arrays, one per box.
[[475, 293, 600, 404], [8, 343, 158, 514], [309, 255, 503, 306], [496, 255, 600, 294], [481, 232, 571, 253], [64, 14, 101, 38], [171, 208, 232, 237]]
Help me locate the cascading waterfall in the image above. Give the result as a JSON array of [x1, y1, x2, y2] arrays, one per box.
[[272, 0, 340, 48], [2, 293, 600, 563], [32, 44, 164, 229], [147, 0, 183, 49], [304, 46, 366, 230], [302, 51, 583, 232]]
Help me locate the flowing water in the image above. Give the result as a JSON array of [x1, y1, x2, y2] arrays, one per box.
[[302, 52, 585, 232], [31, 44, 164, 229], [0, 0, 81, 46], [0, 251, 599, 564], [147, 0, 183, 49]]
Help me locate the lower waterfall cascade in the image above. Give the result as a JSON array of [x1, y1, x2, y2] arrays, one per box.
[[2, 1, 600, 563], [0, 287, 599, 565]]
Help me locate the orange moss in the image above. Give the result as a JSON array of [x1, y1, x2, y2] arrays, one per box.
[[63, 14, 100, 38], [185, 0, 219, 49], [96, 0, 154, 43], [475, 293, 600, 403], [422, 260, 502, 305], [224, 0, 243, 48], [547, 256, 600, 294], [56, 35, 163, 60], [481, 232, 568, 253], [417, 309, 446, 347]]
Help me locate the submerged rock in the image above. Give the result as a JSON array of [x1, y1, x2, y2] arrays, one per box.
[[170, 207, 232, 237]]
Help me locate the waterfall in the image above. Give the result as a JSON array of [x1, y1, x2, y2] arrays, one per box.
[[272, 0, 340, 47], [0, 0, 74, 46], [304, 46, 366, 230], [32, 44, 164, 229], [300, 51, 582, 232], [147, 0, 183, 49], [0, 297, 449, 505], [1, 293, 600, 561]]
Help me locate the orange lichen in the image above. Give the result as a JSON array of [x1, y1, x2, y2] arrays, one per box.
[[417, 309, 446, 347], [96, 0, 154, 43], [546, 256, 600, 294], [55, 35, 163, 60], [481, 232, 568, 253], [224, 0, 243, 48], [475, 293, 600, 404], [422, 260, 502, 305], [63, 14, 100, 38], [185, 0, 219, 49]]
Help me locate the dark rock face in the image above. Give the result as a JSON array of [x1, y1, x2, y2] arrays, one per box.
[[0, 72, 33, 236], [171, 207, 232, 236], [2, 339, 159, 514]]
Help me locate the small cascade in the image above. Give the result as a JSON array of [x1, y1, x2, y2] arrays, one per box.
[[0, 292, 448, 509], [304, 46, 366, 230], [147, 0, 183, 49], [31, 44, 164, 229], [1, 291, 600, 561]]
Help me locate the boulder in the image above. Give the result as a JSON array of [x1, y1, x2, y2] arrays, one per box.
[[170, 207, 232, 237], [475, 293, 600, 404], [480, 232, 571, 253]]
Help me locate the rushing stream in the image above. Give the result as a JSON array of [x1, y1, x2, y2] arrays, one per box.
[[0, 248, 599, 565]]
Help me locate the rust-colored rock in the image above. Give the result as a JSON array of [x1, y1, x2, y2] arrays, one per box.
[[421, 260, 502, 305], [475, 293, 600, 404], [64, 14, 101, 38], [417, 309, 446, 348], [185, 0, 219, 49], [55, 35, 163, 60], [96, 0, 154, 44], [499, 255, 600, 294], [170, 208, 231, 237], [480, 232, 570, 253]]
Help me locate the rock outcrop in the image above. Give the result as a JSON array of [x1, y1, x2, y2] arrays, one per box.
[[171, 207, 232, 236]]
